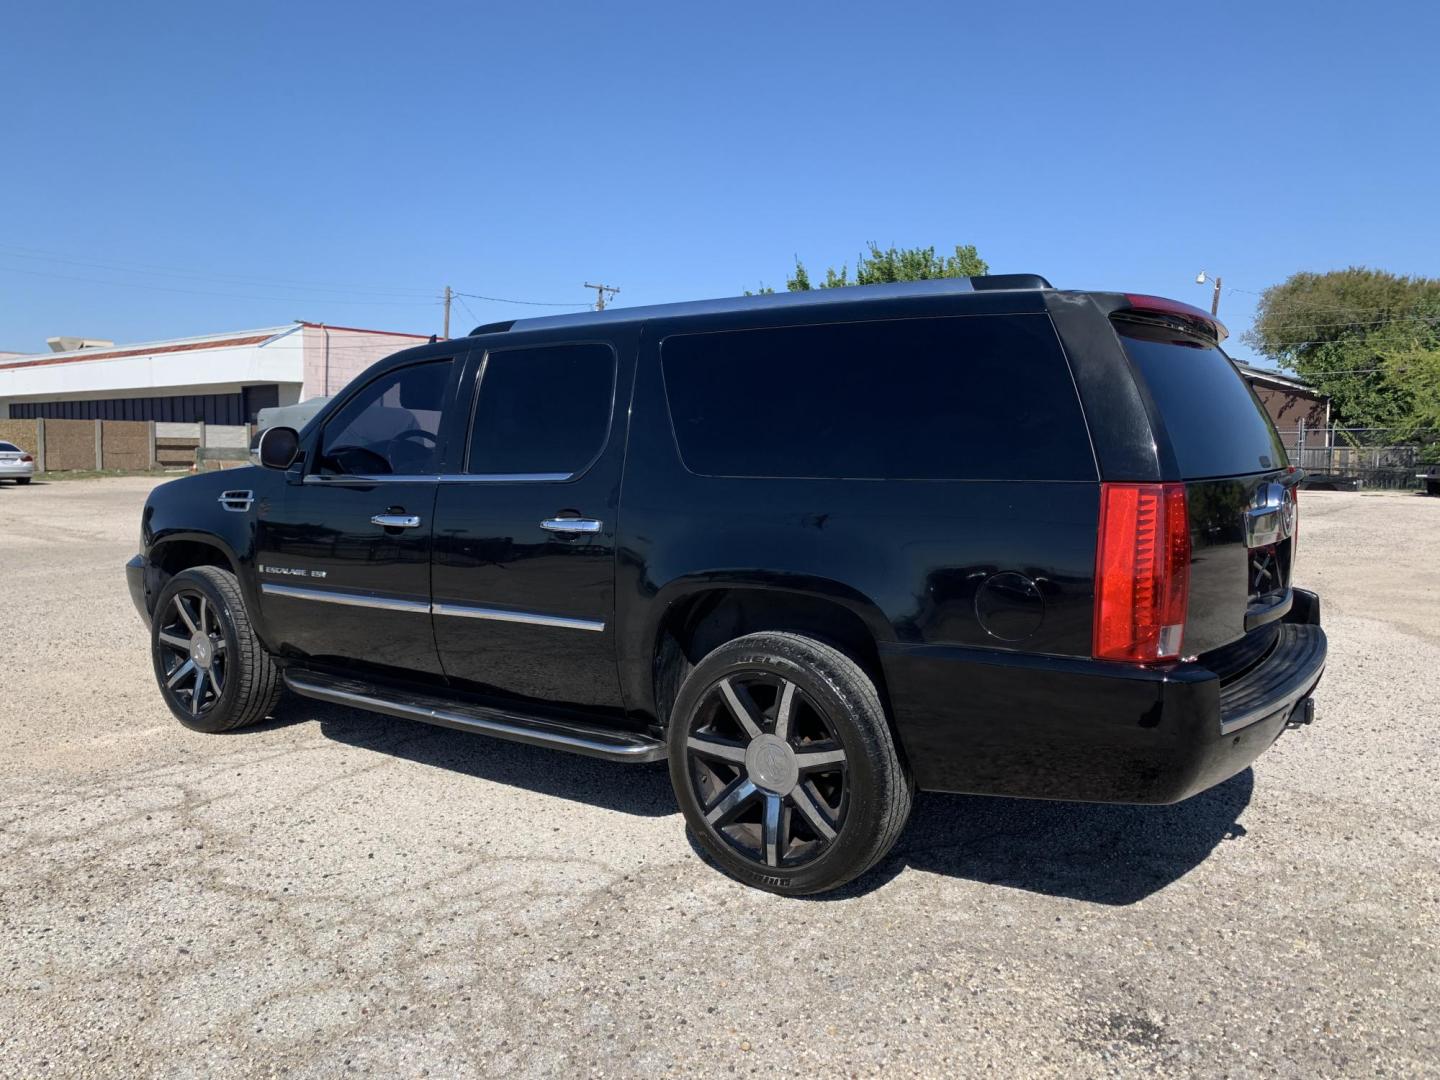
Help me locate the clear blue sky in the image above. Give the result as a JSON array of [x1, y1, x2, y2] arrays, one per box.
[[2, 0, 1436, 364]]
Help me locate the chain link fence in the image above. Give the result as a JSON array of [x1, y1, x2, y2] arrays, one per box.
[[1279, 424, 1439, 491]]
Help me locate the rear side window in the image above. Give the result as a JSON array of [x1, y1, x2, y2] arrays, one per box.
[[661, 315, 1094, 480], [467, 343, 616, 475], [1116, 322, 1286, 478]]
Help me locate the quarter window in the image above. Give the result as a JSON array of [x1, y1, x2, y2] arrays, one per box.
[[467, 343, 616, 475], [661, 315, 1094, 481], [317, 360, 451, 476]]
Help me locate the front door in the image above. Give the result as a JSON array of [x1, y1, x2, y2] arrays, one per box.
[[430, 336, 631, 714], [255, 357, 458, 681]]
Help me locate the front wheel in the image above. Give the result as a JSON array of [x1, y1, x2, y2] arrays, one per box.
[[668, 632, 912, 895], [150, 565, 282, 733]]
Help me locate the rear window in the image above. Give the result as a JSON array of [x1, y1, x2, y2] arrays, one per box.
[[1117, 321, 1285, 478], [661, 314, 1095, 481], [0, 442, 18, 452]]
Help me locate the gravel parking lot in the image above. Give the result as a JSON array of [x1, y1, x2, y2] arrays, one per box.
[[1, 476, 1436, 1078]]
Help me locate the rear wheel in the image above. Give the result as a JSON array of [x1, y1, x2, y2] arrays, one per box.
[[150, 566, 281, 733], [668, 632, 912, 895], [15, 477, 31, 485]]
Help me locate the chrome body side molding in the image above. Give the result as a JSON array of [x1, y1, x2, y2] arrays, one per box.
[[432, 602, 605, 632], [261, 582, 604, 630]]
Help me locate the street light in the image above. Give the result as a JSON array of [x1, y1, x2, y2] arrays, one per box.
[[1195, 270, 1222, 316]]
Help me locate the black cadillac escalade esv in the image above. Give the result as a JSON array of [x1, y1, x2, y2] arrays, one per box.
[[127, 276, 1326, 894]]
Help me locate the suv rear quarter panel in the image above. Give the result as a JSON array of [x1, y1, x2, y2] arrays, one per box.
[[616, 301, 1103, 725]]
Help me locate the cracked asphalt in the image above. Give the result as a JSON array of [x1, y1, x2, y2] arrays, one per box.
[[1, 476, 1437, 1078]]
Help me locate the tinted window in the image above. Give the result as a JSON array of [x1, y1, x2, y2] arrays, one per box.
[[661, 315, 1094, 480], [1117, 323, 1286, 478], [0, 442, 18, 452], [468, 343, 616, 475], [318, 360, 450, 476]]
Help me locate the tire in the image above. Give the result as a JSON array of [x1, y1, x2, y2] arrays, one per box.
[[668, 631, 912, 895], [150, 565, 282, 733], [15, 478, 31, 485]]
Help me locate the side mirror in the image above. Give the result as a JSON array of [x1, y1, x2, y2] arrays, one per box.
[[257, 426, 300, 470]]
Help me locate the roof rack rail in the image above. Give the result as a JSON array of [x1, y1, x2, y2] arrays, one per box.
[[468, 320, 517, 336], [970, 274, 1052, 291]]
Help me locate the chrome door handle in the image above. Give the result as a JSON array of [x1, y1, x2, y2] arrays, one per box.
[[371, 514, 422, 528], [540, 517, 603, 533]]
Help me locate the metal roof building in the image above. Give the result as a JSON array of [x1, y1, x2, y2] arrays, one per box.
[[0, 321, 429, 425]]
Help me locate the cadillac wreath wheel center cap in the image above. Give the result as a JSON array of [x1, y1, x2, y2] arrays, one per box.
[[190, 634, 213, 669], [745, 733, 799, 796]]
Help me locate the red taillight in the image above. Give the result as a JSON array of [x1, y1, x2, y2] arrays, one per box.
[[1093, 482, 1191, 662], [20, 454, 33, 463]]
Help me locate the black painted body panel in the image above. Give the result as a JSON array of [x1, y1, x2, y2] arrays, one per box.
[[130, 278, 1324, 805]]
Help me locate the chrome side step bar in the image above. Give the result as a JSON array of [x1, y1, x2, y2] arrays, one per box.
[[283, 669, 666, 763]]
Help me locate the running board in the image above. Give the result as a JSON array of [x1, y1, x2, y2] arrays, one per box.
[[283, 669, 666, 763]]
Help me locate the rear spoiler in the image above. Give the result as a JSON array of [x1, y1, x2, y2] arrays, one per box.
[[1115, 294, 1229, 342]]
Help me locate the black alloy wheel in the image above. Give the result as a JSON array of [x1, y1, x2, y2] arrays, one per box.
[[669, 632, 912, 895], [685, 671, 849, 868], [156, 589, 229, 721], [150, 565, 281, 733]]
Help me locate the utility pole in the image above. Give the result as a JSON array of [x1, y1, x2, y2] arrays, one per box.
[[584, 282, 620, 311], [1195, 271, 1222, 316], [442, 285, 452, 338]]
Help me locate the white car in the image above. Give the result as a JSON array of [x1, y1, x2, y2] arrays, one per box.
[[0, 440, 35, 484]]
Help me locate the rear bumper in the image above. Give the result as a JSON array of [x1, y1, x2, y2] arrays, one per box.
[[0, 462, 35, 477], [126, 554, 150, 623], [882, 591, 1326, 804]]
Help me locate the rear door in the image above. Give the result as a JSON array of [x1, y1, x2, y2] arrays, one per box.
[[429, 333, 633, 714], [1113, 317, 1296, 656]]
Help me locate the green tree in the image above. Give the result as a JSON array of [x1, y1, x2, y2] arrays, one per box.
[[747, 242, 988, 295], [1245, 268, 1440, 430]]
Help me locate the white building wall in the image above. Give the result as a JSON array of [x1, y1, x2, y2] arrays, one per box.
[[0, 323, 426, 417], [0, 331, 303, 408]]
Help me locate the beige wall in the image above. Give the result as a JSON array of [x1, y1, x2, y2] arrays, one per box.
[[301, 325, 431, 400], [101, 421, 151, 470], [0, 418, 38, 451], [44, 419, 98, 471], [0, 418, 154, 470]]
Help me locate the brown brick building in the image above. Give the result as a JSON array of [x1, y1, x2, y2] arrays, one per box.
[[1236, 363, 1330, 452]]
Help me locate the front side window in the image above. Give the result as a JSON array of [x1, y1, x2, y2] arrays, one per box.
[[467, 343, 616, 475], [317, 360, 451, 476]]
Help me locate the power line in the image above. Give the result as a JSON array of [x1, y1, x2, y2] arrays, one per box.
[[0, 245, 438, 298], [0, 263, 446, 306], [454, 294, 483, 328], [451, 290, 591, 308]]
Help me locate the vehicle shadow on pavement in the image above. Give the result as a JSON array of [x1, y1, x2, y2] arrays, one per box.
[[281, 696, 1254, 897], [300, 699, 677, 817], [857, 768, 1255, 904]]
